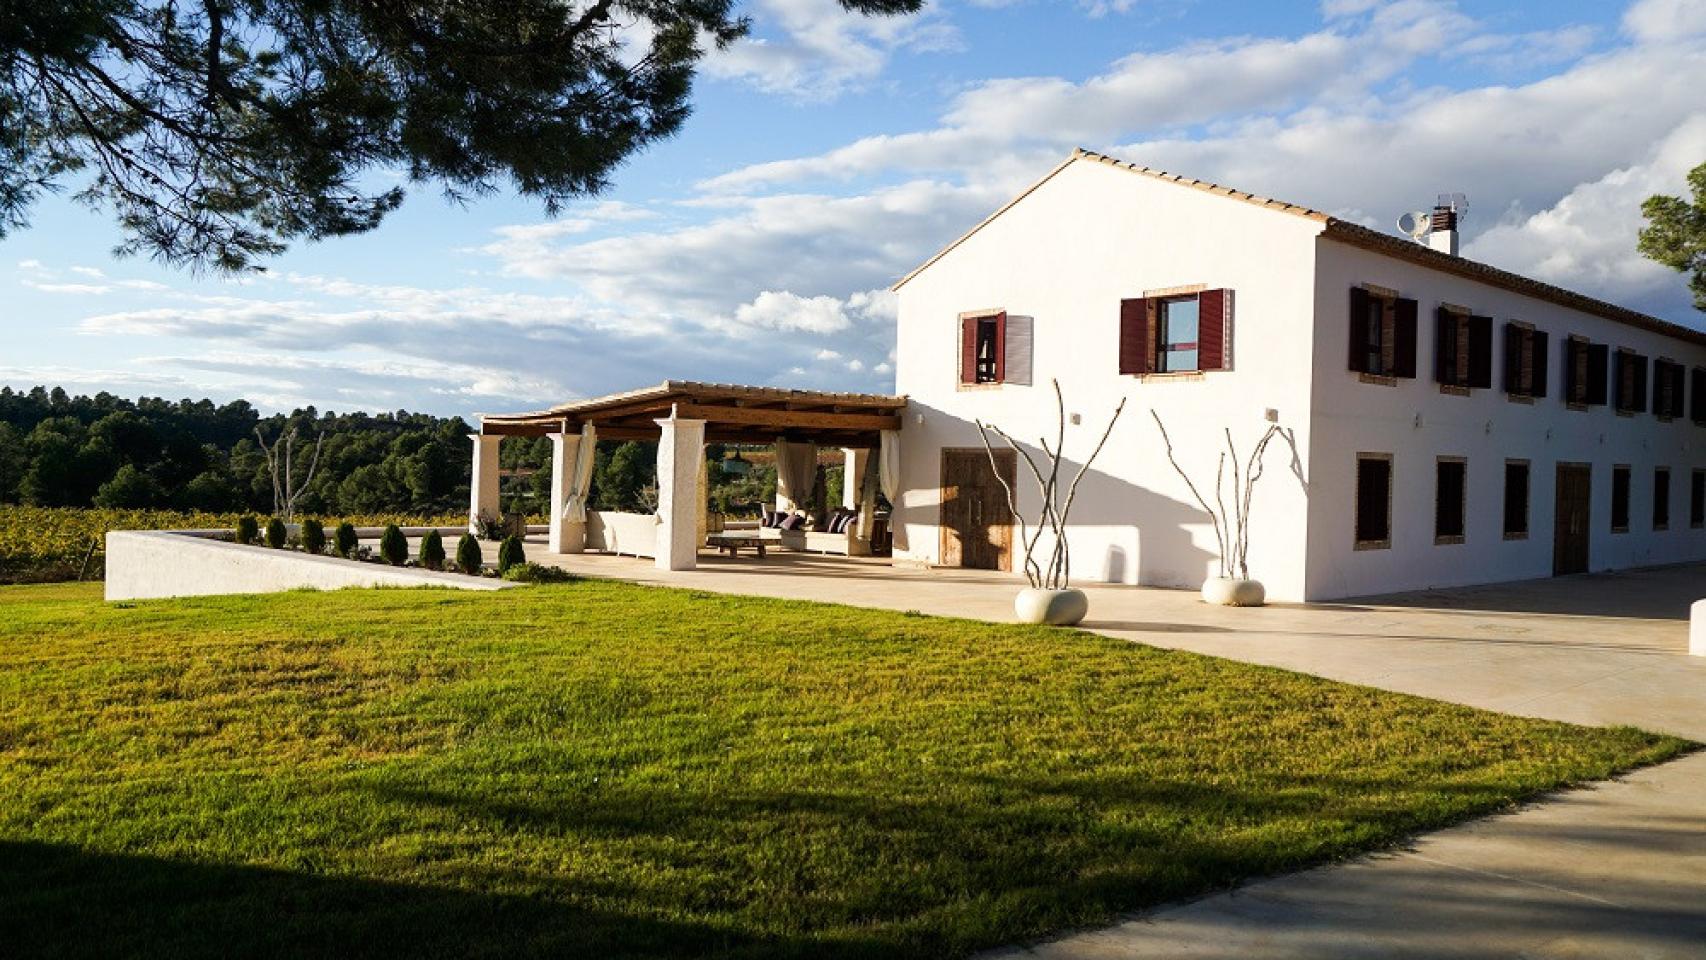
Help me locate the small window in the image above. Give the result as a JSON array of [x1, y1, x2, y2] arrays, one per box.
[[1613, 349, 1649, 414], [1691, 469, 1704, 529], [1612, 465, 1631, 533], [1503, 460, 1530, 539], [1503, 323, 1548, 399], [1348, 287, 1417, 379], [1355, 454, 1393, 549], [1653, 359, 1686, 419], [1654, 468, 1671, 531], [1564, 336, 1608, 407], [1435, 457, 1467, 544], [1434, 308, 1491, 390], [1156, 297, 1200, 372]]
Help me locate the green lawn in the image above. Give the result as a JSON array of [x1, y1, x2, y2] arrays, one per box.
[[0, 581, 1690, 959]]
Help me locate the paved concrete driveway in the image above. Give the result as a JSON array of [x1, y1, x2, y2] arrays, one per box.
[[531, 545, 1706, 958]]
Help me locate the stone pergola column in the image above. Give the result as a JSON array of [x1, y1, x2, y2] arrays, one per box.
[[547, 431, 586, 553], [654, 414, 706, 571], [467, 433, 501, 535]]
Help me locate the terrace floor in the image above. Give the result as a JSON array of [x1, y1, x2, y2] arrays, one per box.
[[521, 542, 1706, 958]]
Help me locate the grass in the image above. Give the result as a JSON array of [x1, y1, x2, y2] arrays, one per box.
[[0, 581, 1690, 959]]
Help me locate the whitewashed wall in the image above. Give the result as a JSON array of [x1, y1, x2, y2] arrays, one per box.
[[893, 157, 1323, 601], [1306, 240, 1706, 599]]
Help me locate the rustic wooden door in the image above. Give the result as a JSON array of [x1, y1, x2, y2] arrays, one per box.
[[1553, 463, 1591, 576], [939, 449, 1014, 571]]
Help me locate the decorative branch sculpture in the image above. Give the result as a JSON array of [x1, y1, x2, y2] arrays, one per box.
[[1152, 413, 1294, 580], [977, 380, 1125, 590], [255, 426, 324, 522]]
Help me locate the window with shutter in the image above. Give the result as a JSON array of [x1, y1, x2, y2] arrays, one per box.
[[1120, 289, 1233, 375], [1614, 350, 1649, 414], [1611, 465, 1631, 532], [1502, 323, 1546, 399], [1435, 457, 1467, 544], [1694, 368, 1706, 424], [1503, 460, 1529, 539], [1354, 453, 1393, 549], [959, 311, 1007, 385], [1654, 468, 1671, 530]]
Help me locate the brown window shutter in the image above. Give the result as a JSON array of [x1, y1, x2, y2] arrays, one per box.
[[993, 311, 1007, 383], [1393, 297, 1419, 378], [1118, 298, 1149, 375], [1198, 288, 1230, 370], [1349, 287, 1370, 373], [1468, 315, 1493, 389], [1634, 353, 1649, 413], [1434, 307, 1457, 384], [1693, 368, 1706, 424], [1532, 330, 1549, 398], [1502, 323, 1523, 393], [1587, 343, 1609, 405], [960, 315, 977, 384]]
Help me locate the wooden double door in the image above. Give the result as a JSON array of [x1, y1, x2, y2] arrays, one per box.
[[1553, 463, 1591, 576], [940, 449, 1015, 571]]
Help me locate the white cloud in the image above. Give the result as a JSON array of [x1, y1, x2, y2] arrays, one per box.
[[1624, 0, 1706, 42], [702, 0, 957, 99], [1464, 114, 1706, 317]]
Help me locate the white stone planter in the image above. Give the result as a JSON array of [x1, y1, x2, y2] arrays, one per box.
[[1015, 587, 1089, 626], [1202, 577, 1266, 607]]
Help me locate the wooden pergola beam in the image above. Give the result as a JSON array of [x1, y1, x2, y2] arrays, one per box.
[[673, 402, 900, 432]]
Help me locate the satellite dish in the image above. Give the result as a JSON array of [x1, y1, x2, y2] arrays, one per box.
[[1397, 210, 1431, 240]]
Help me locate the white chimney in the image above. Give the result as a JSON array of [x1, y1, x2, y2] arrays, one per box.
[[1427, 204, 1459, 256]]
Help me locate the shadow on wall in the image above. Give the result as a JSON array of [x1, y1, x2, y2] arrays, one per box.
[[907, 404, 1217, 587]]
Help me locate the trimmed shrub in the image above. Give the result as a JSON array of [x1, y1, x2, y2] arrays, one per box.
[[379, 524, 407, 566], [300, 518, 326, 555], [235, 515, 259, 545], [497, 534, 525, 575], [334, 522, 358, 558], [501, 562, 578, 584], [264, 517, 287, 549], [455, 533, 483, 575], [418, 529, 446, 570]]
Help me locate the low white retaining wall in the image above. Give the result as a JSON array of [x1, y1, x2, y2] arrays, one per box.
[[105, 530, 517, 601]]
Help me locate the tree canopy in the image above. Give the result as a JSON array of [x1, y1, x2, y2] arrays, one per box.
[[1639, 159, 1706, 312], [0, 0, 922, 271]]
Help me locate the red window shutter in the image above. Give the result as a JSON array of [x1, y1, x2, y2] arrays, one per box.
[[1393, 298, 1419, 379], [1118, 298, 1149, 375], [960, 315, 976, 384], [1348, 287, 1370, 373], [993, 311, 1007, 383], [1198, 288, 1229, 370]]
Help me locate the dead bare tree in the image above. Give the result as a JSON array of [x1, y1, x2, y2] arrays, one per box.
[[977, 379, 1125, 590], [1152, 413, 1295, 580], [255, 426, 324, 522]]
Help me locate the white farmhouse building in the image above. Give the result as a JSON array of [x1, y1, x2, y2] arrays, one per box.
[[887, 149, 1706, 601]]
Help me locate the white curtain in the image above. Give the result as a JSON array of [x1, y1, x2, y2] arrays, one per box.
[[774, 439, 818, 508], [565, 424, 597, 521], [879, 430, 901, 503]]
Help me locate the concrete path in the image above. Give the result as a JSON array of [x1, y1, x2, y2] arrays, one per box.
[[518, 545, 1706, 958]]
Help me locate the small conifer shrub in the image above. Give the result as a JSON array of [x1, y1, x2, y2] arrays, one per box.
[[235, 515, 259, 545], [497, 534, 525, 575], [418, 529, 446, 570], [300, 518, 326, 555], [334, 522, 358, 558], [455, 533, 483, 575], [264, 517, 287, 549], [379, 525, 407, 566]]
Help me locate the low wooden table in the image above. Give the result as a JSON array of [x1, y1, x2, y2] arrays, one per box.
[[706, 533, 767, 558]]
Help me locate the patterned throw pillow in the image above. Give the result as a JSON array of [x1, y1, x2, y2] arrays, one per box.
[[780, 513, 805, 531]]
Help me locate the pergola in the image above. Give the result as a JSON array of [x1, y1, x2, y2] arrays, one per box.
[[472, 380, 907, 570]]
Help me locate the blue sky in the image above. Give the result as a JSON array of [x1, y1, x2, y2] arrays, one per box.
[[4, 0, 1705, 416]]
